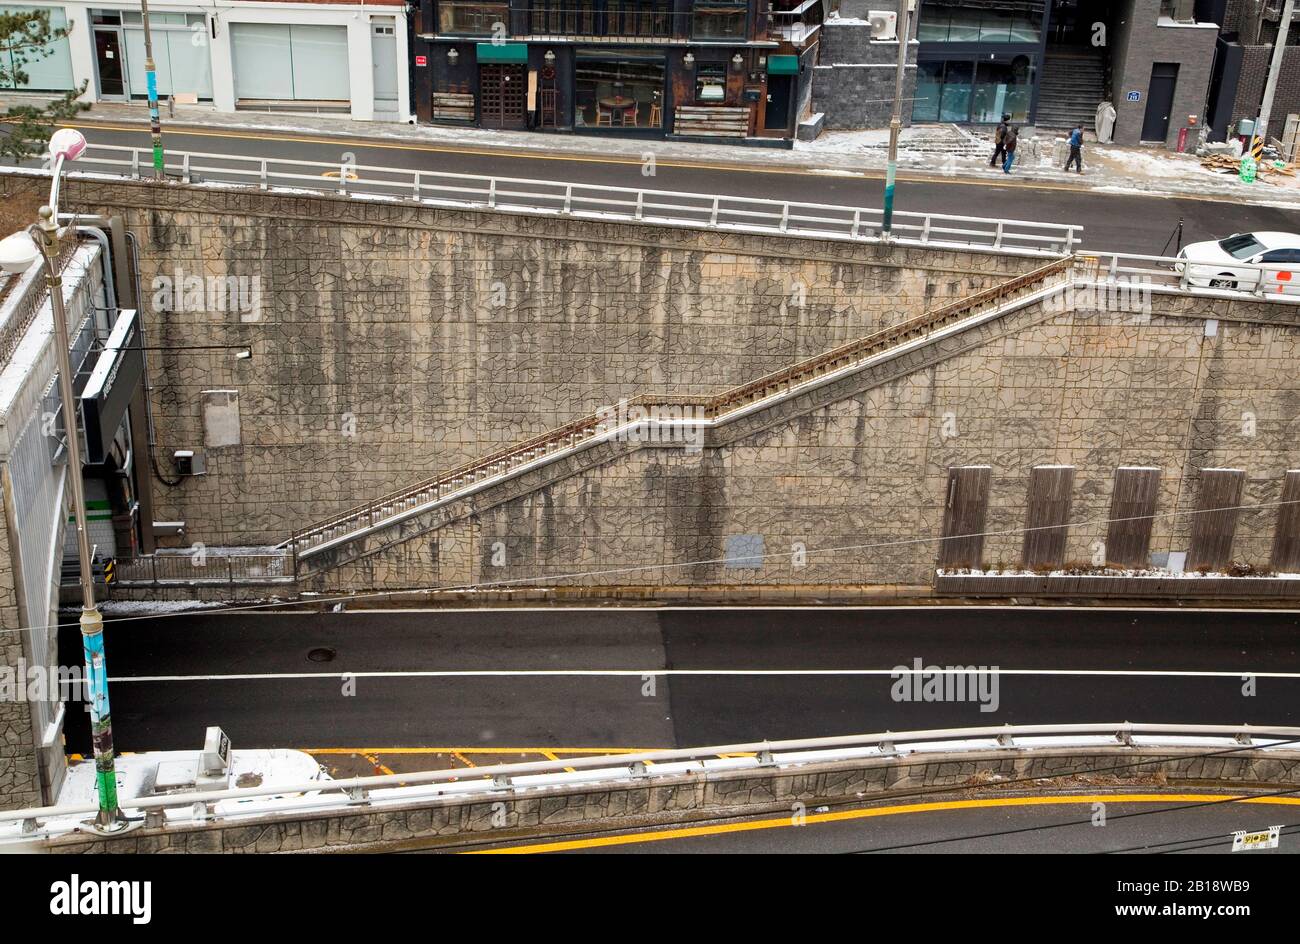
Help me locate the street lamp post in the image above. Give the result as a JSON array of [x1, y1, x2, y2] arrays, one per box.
[[881, 0, 911, 239], [0, 129, 125, 830]]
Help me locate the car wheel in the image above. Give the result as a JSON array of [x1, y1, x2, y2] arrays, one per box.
[[1209, 274, 1238, 289]]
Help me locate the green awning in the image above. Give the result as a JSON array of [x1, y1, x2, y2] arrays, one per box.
[[767, 55, 800, 75], [477, 43, 529, 64]]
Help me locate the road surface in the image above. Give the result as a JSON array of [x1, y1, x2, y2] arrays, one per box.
[[58, 605, 1300, 755]]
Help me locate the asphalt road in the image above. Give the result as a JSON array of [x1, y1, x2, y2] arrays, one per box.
[[58, 606, 1300, 755], [461, 793, 1300, 854], [60, 122, 1300, 255]]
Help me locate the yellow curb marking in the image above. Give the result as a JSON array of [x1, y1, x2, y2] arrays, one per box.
[[468, 793, 1300, 854]]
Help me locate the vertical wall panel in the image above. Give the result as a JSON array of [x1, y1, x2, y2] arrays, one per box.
[[938, 466, 991, 569], [1106, 467, 1161, 567], [1022, 465, 1075, 569], [1187, 468, 1246, 572], [1270, 470, 1300, 573]]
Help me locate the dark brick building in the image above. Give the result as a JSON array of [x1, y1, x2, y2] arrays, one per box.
[[409, 0, 824, 143]]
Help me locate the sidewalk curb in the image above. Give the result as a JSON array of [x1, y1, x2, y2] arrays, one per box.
[[66, 110, 1300, 209]]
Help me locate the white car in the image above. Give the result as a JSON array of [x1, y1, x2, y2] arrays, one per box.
[[1176, 231, 1300, 293]]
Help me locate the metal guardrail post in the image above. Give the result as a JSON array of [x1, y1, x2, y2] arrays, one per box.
[[851, 209, 861, 238], [131, 150, 140, 179], [259, 160, 268, 190], [488, 178, 497, 208], [635, 191, 644, 220], [779, 204, 790, 233], [921, 216, 931, 243], [710, 197, 719, 226], [563, 184, 572, 214], [1064, 227, 1077, 253], [338, 163, 348, 196], [412, 171, 421, 201], [182, 153, 191, 183], [993, 222, 1004, 249]]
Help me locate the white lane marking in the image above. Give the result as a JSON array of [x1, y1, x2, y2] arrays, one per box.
[[332, 605, 1300, 615], [110, 668, 1300, 683]]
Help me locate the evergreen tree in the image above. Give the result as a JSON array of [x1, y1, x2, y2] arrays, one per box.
[[1, 10, 89, 162]]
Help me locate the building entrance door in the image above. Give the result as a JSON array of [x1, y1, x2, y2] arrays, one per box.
[[94, 28, 126, 99], [479, 64, 527, 129], [764, 75, 792, 132], [1141, 62, 1178, 143]]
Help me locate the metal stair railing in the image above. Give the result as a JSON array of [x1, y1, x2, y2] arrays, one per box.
[[288, 256, 1075, 559]]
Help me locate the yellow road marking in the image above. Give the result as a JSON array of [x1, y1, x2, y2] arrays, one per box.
[[541, 749, 576, 774], [451, 751, 476, 769], [468, 793, 1300, 854], [362, 752, 395, 776], [304, 747, 659, 754], [64, 119, 1162, 196]]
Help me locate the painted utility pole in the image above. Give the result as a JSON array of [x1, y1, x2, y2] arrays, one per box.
[[1253, 0, 1295, 159], [881, 0, 910, 239], [35, 207, 124, 830], [140, 0, 165, 177]]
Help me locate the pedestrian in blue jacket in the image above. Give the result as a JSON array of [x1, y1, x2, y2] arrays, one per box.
[[1065, 126, 1084, 173]]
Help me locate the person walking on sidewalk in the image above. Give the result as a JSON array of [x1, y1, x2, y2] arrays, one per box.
[[990, 113, 1011, 167], [1002, 125, 1019, 174], [1065, 125, 1084, 173]]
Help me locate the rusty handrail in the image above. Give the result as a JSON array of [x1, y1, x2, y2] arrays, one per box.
[[290, 257, 1074, 554]]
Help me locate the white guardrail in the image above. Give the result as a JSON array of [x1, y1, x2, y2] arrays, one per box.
[[19, 144, 1085, 254], [2, 722, 1297, 841]]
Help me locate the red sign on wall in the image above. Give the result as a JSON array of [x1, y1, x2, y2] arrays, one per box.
[[415, 55, 427, 67]]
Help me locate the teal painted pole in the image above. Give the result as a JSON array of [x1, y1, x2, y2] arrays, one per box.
[[141, 0, 164, 177], [882, 1, 910, 239]]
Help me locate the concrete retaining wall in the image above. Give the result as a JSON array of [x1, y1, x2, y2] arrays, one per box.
[[1, 176, 1044, 549]]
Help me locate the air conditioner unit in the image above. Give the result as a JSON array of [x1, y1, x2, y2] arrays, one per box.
[[869, 10, 898, 40]]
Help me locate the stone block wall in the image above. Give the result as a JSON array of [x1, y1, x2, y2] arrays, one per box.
[[1, 176, 1045, 550], [811, 26, 917, 131], [311, 287, 1300, 593]]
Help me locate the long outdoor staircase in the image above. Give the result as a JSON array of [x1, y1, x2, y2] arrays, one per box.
[[1036, 46, 1107, 131], [283, 256, 1080, 574]]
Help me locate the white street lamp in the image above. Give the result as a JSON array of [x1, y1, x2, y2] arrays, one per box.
[[5, 128, 126, 831]]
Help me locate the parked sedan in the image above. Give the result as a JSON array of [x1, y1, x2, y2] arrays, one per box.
[[1176, 231, 1300, 293]]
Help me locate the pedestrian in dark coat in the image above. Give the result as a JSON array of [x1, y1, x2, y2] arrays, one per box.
[[1002, 125, 1019, 174], [990, 113, 1010, 167]]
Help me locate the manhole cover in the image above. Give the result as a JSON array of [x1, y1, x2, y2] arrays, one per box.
[[307, 647, 337, 663]]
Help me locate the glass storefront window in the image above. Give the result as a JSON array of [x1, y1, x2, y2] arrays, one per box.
[[917, 2, 1043, 43], [938, 60, 972, 122], [915, 55, 1035, 124], [912, 60, 943, 121], [692, 2, 746, 40], [972, 57, 1034, 123], [574, 54, 665, 129], [438, 2, 508, 35], [1, 5, 76, 91], [695, 62, 727, 102]]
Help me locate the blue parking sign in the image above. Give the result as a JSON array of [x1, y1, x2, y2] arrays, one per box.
[[1127, 90, 1141, 102]]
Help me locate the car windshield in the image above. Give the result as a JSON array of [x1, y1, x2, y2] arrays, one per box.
[[1218, 234, 1266, 259]]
